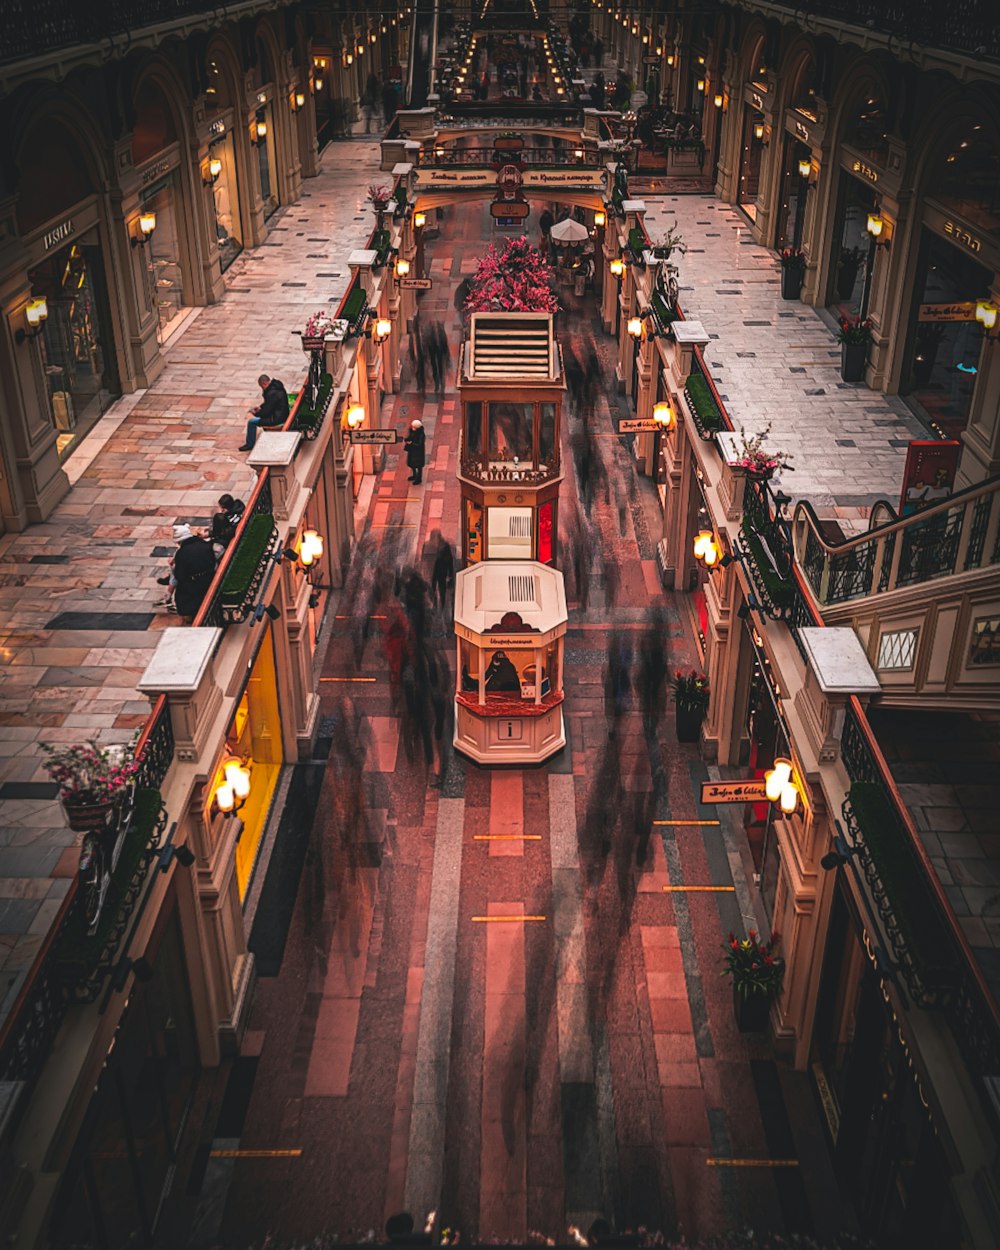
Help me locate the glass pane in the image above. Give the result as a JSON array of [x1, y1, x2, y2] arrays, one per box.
[[465, 401, 483, 459], [211, 137, 242, 272], [487, 506, 533, 559], [460, 638, 479, 692], [539, 403, 556, 466], [484, 647, 524, 693], [538, 500, 553, 564], [466, 498, 483, 563], [488, 402, 533, 464]]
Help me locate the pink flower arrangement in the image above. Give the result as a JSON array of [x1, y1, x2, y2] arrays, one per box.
[[464, 235, 560, 314], [366, 183, 391, 210], [303, 310, 336, 340], [40, 739, 137, 804], [734, 423, 793, 475]]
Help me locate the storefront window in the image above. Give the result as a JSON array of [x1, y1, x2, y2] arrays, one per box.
[[904, 229, 991, 440], [256, 106, 278, 220], [851, 90, 889, 168], [143, 176, 188, 342], [466, 498, 483, 563], [210, 134, 243, 271], [539, 402, 556, 466], [828, 171, 877, 318], [29, 236, 120, 459], [224, 625, 284, 899], [737, 110, 764, 221], [776, 135, 808, 250], [487, 505, 533, 559], [488, 401, 533, 463], [465, 400, 483, 460], [742, 633, 788, 921]]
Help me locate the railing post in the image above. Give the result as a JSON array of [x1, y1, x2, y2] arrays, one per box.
[[953, 496, 976, 575]]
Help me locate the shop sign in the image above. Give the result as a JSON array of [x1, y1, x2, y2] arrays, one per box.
[[43, 217, 74, 251], [523, 169, 603, 188], [141, 157, 173, 186], [851, 158, 879, 184], [485, 634, 537, 650], [643, 54, 660, 65], [898, 439, 961, 517], [700, 779, 767, 804], [918, 301, 977, 323], [618, 417, 660, 432], [350, 429, 398, 444], [417, 168, 494, 187], [490, 199, 530, 220], [398, 276, 433, 289], [943, 218, 982, 254]]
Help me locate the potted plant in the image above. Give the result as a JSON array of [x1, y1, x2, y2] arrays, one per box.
[[733, 423, 793, 479], [779, 246, 806, 300], [652, 220, 687, 260], [301, 310, 337, 352], [367, 182, 392, 229], [40, 739, 138, 833], [836, 314, 873, 383], [835, 245, 865, 301], [671, 670, 709, 743], [722, 929, 783, 1031], [912, 322, 945, 387]]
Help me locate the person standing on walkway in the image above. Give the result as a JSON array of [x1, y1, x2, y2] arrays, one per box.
[[172, 524, 216, 625], [404, 418, 426, 484], [539, 207, 554, 257], [430, 531, 455, 614], [381, 80, 398, 125], [362, 73, 379, 133], [240, 374, 288, 450], [638, 608, 668, 735]]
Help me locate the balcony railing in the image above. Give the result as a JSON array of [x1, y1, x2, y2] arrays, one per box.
[[418, 146, 602, 168], [0, 0, 287, 64], [750, 0, 1000, 59], [195, 474, 275, 630], [840, 701, 1000, 1103], [795, 474, 1000, 607]]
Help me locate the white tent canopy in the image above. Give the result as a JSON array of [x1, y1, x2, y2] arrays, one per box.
[[549, 217, 589, 244]]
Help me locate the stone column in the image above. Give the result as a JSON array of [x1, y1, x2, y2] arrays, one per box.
[[957, 276, 1000, 486]]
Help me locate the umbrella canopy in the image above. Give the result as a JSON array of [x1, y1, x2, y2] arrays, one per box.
[[549, 217, 590, 244]]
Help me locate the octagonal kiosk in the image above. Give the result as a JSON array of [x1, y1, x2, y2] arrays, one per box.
[[454, 560, 568, 764], [458, 312, 564, 565]]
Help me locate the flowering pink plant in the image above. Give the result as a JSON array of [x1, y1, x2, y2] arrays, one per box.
[[464, 235, 560, 314], [734, 423, 793, 474], [40, 739, 137, 804], [303, 310, 336, 340], [366, 183, 391, 209]]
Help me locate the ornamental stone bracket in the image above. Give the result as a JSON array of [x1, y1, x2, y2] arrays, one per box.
[[795, 627, 880, 764], [715, 430, 749, 523]]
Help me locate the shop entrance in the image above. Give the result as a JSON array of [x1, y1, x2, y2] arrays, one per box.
[[775, 134, 808, 251], [902, 228, 991, 441], [737, 109, 764, 221], [226, 624, 284, 899], [827, 170, 877, 319], [741, 630, 787, 921], [28, 233, 121, 459], [209, 131, 244, 272], [142, 175, 191, 343]]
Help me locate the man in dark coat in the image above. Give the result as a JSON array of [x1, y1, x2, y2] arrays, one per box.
[[240, 374, 289, 450], [430, 531, 455, 612], [172, 524, 216, 624], [404, 419, 426, 484]]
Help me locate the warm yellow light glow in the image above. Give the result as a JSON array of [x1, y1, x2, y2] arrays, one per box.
[[627, 316, 643, 339], [666, 54, 675, 67], [594, 209, 606, 227], [702, 539, 719, 566], [779, 781, 799, 814], [714, 93, 724, 109], [345, 55, 352, 66], [975, 301, 998, 330], [374, 317, 392, 342], [413, 210, 426, 228], [610, 257, 625, 277], [653, 400, 675, 429], [25, 297, 48, 328], [346, 403, 366, 429], [754, 123, 765, 141], [866, 212, 884, 238], [395, 257, 410, 278], [215, 782, 235, 813], [797, 157, 812, 179], [697, 78, 705, 93], [295, 91, 306, 109], [764, 758, 793, 802], [255, 120, 268, 142], [692, 529, 713, 559], [574, 148, 584, 159], [138, 211, 157, 238]]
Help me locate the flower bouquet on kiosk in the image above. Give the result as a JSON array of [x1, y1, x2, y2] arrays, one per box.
[[41, 739, 138, 833], [723, 929, 784, 1031], [671, 670, 709, 743]]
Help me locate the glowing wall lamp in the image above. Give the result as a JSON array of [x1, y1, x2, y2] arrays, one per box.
[[251, 119, 268, 145], [594, 209, 606, 228], [975, 300, 998, 332], [693, 529, 720, 566], [292, 91, 306, 111], [394, 257, 410, 279], [299, 528, 325, 566], [16, 296, 48, 344], [797, 156, 812, 179], [132, 211, 157, 247], [753, 121, 765, 141], [627, 315, 643, 340], [866, 212, 889, 248], [372, 317, 392, 344], [696, 78, 706, 93], [345, 403, 366, 430], [609, 257, 625, 278], [413, 210, 427, 228], [764, 757, 799, 814], [214, 757, 251, 817], [203, 156, 223, 186], [713, 93, 724, 109], [652, 400, 675, 430]]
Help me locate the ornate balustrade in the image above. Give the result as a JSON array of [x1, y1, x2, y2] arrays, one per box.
[[755, 0, 1000, 58]]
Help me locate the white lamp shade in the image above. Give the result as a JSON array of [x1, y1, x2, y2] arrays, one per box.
[[779, 781, 799, 814], [232, 768, 251, 800], [765, 758, 793, 802], [25, 297, 48, 327], [346, 404, 366, 429], [866, 213, 884, 238], [653, 401, 674, 429], [139, 211, 156, 237], [976, 301, 998, 330], [627, 316, 643, 339], [215, 782, 235, 813]]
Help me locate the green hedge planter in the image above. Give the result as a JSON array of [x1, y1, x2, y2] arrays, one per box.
[[342, 286, 367, 326], [848, 782, 955, 990], [55, 788, 163, 982], [295, 373, 333, 438], [740, 520, 794, 610], [221, 513, 277, 615], [685, 373, 726, 437]]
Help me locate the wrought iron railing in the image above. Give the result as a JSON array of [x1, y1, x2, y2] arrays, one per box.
[[748, 0, 1000, 59], [840, 701, 1000, 1092], [734, 474, 797, 620], [194, 474, 274, 630], [793, 474, 1000, 606], [0, 0, 291, 64], [418, 146, 603, 168]]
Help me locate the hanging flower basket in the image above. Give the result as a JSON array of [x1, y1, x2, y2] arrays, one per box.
[[40, 740, 137, 834], [301, 310, 337, 352]]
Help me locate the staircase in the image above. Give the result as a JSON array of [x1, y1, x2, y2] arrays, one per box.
[[790, 474, 1000, 707]]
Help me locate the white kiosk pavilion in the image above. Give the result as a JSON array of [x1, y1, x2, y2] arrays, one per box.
[[454, 559, 568, 764]]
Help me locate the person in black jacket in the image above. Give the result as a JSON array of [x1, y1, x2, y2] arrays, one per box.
[[240, 374, 289, 450], [404, 419, 426, 484], [210, 494, 245, 550], [172, 524, 217, 624]]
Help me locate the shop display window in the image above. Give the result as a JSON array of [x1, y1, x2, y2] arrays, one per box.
[[737, 110, 763, 220], [465, 498, 483, 562], [256, 106, 278, 220], [539, 402, 556, 466], [465, 400, 483, 459], [488, 401, 533, 465], [29, 237, 120, 459], [143, 178, 187, 342], [537, 500, 553, 564], [487, 505, 533, 559], [828, 172, 877, 319], [210, 136, 243, 271]]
